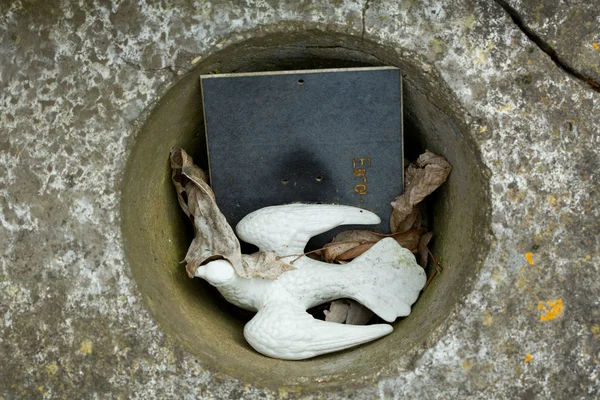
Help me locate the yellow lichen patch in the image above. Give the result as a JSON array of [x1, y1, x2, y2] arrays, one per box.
[[491, 269, 504, 283], [474, 48, 490, 65], [428, 39, 444, 55], [464, 15, 475, 30], [591, 324, 600, 339], [507, 188, 526, 202], [462, 358, 474, 373], [524, 353, 533, 363], [538, 299, 564, 322], [548, 193, 562, 208], [525, 252, 534, 265], [593, 42, 599, 50], [46, 361, 58, 375], [80, 339, 93, 355], [483, 309, 494, 326]]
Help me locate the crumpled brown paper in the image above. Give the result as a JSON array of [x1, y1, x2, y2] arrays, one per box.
[[170, 148, 293, 279]]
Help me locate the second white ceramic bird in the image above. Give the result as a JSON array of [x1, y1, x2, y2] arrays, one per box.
[[194, 203, 426, 360]]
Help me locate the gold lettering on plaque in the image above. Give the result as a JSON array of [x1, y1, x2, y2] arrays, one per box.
[[352, 158, 371, 203]]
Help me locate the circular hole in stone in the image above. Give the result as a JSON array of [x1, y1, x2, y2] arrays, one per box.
[[121, 32, 491, 391], [315, 176, 323, 182], [298, 78, 305, 84], [281, 178, 289, 185]]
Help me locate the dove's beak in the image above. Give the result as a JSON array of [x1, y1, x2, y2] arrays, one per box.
[[194, 260, 235, 286]]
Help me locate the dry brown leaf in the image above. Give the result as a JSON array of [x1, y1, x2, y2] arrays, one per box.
[[390, 150, 451, 233], [391, 208, 422, 234], [392, 228, 425, 254], [326, 230, 381, 262], [332, 230, 382, 243], [322, 241, 363, 263], [324, 300, 350, 323], [418, 231, 433, 268], [336, 242, 375, 261], [171, 148, 293, 279], [171, 148, 245, 278], [241, 251, 295, 280], [322, 228, 425, 263]]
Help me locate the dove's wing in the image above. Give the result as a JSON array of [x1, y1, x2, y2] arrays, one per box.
[[235, 204, 380, 256], [244, 301, 392, 360]]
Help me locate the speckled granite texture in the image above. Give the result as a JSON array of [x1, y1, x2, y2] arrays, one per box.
[[1, 0, 598, 399], [498, 0, 600, 87]]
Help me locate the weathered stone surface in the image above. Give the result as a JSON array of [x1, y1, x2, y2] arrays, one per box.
[[499, 0, 600, 87], [0, 0, 598, 399]]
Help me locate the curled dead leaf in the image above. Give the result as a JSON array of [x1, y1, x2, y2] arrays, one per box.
[[322, 241, 363, 263], [418, 232, 433, 268], [171, 148, 294, 279], [170, 148, 244, 278], [336, 242, 375, 261], [241, 251, 295, 280], [391, 207, 422, 234], [322, 228, 425, 263], [392, 228, 424, 254], [333, 230, 382, 243], [390, 150, 451, 233]]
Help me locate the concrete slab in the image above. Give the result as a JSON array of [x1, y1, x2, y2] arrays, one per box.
[[1, 0, 598, 398]]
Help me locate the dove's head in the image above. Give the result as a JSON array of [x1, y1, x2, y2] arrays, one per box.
[[194, 259, 235, 286]]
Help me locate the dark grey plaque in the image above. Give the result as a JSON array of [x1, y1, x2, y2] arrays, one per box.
[[201, 67, 403, 246]]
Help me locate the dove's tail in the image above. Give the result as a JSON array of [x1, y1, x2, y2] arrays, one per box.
[[244, 301, 392, 360], [344, 238, 426, 322]]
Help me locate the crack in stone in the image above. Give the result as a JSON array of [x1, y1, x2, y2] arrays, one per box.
[[361, 0, 371, 40], [494, 0, 600, 93]]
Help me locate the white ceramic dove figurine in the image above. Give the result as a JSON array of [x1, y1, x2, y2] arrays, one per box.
[[194, 204, 426, 360]]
